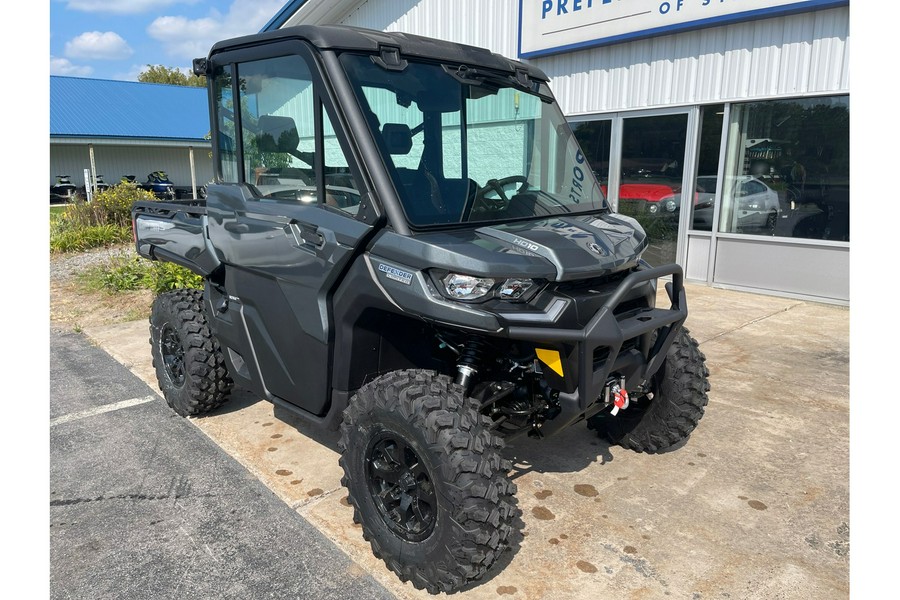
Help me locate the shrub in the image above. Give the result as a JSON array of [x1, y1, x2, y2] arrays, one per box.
[[91, 182, 156, 228], [81, 255, 203, 294], [147, 261, 204, 293], [51, 182, 157, 253]]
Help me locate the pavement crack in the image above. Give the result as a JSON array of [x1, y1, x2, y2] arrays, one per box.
[[50, 491, 213, 506], [290, 487, 341, 510], [702, 301, 805, 344]]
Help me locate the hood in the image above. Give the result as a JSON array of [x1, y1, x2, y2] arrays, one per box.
[[371, 213, 648, 282]]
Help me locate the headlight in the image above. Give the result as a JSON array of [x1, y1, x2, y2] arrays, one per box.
[[664, 198, 677, 212], [647, 203, 659, 214], [498, 278, 534, 300], [442, 274, 494, 300]]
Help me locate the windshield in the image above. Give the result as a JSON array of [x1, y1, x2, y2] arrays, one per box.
[[339, 54, 607, 227]]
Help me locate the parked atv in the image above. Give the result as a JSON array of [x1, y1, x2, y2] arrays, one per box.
[[132, 25, 710, 595], [50, 175, 78, 204]]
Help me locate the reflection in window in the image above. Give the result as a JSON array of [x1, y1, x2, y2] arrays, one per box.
[[720, 96, 849, 240], [232, 55, 361, 214], [214, 65, 238, 182], [237, 56, 317, 200], [689, 105, 724, 232], [618, 114, 687, 267], [571, 119, 611, 184]]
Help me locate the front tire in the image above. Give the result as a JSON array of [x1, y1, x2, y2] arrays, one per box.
[[149, 288, 233, 417], [588, 327, 710, 453], [339, 369, 518, 594]]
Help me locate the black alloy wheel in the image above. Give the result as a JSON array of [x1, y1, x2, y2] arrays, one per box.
[[159, 323, 185, 388], [149, 289, 234, 417], [365, 431, 437, 542], [338, 369, 519, 594]]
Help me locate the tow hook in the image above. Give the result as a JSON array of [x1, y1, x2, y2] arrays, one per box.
[[604, 377, 631, 416]]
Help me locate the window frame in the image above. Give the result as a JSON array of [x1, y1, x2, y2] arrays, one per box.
[[208, 41, 374, 221]]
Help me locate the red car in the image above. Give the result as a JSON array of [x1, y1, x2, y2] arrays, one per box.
[[601, 183, 679, 215]]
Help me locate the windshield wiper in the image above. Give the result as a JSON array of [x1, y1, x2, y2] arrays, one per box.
[[442, 64, 554, 103]]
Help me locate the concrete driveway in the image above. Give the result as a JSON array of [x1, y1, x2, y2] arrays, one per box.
[[80, 282, 849, 599]]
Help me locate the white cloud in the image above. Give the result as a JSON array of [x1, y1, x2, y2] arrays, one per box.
[[147, 0, 286, 61], [50, 56, 94, 77], [64, 1, 198, 16], [65, 31, 134, 60]]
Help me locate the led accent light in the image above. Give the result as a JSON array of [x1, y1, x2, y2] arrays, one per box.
[[498, 278, 534, 300]]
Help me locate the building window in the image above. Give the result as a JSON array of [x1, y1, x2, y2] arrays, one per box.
[[571, 119, 612, 184], [719, 96, 849, 241], [689, 105, 725, 232]]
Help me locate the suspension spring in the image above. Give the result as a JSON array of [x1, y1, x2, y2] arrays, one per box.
[[455, 336, 486, 389]]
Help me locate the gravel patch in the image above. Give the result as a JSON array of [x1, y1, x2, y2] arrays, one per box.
[[50, 245, 135, 284]]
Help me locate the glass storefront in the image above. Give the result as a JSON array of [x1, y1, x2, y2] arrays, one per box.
[[720, 96, 849, 241], [569, 95, 849, 256], [618, 114, 688, 266]]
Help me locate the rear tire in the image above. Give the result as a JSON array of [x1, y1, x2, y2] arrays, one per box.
[[588, 327, 710, 453], [339, 369, 518, 594], [150, 288, 233, 416]]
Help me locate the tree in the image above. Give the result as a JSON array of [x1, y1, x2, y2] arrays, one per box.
[[138, 65, 206, 88]]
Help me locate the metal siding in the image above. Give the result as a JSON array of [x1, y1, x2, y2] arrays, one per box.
[[685, 235, 711, 282], [338, 0, 519, 58], [50, 144, 213, 189], [713, 237, 849, 303], [542, 7, 848, 115], [300, 3, 847, 114]]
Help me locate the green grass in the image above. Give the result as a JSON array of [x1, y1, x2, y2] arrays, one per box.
[[79, 254, 203, 294]]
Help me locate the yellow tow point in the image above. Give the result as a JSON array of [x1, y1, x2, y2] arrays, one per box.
[[536, 348, 564, 377]]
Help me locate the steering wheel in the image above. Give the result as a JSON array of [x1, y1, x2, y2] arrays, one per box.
[[473, 176, 530, 213]]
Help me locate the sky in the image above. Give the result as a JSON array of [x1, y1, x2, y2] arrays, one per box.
[[49, 0, 290, 81]]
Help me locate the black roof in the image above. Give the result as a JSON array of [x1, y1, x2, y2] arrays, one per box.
[[206, 24, 548, 81]]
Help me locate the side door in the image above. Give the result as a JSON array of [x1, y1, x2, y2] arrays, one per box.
[[206, 44, 376, 416]]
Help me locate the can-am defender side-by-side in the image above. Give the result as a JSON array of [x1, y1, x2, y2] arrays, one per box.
[[132, 25, 709, 594]]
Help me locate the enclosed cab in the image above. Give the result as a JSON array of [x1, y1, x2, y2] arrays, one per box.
[[133, 25, 709, 595]]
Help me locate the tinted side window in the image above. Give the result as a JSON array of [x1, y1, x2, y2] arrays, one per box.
[[232, 55, 361, 214], [237, 55, 317, 200], [214, 65, 238, 182]]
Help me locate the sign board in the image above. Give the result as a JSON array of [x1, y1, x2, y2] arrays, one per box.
[[518, 0, 849, 58], [83, 168, 93, 203]]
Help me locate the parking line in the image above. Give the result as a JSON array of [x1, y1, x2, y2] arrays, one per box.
[[50, 395, 158, 427]]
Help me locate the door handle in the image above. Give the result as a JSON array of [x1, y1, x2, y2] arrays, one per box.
[[285, 222, 327, 250]]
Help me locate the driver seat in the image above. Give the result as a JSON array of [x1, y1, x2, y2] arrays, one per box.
[[382, 123, 468, 224]]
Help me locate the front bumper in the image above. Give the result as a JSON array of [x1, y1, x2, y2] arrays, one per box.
[[505, 264, 687, 436]]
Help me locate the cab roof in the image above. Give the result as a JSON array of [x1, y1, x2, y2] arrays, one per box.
[[206, 24, 548, 82]]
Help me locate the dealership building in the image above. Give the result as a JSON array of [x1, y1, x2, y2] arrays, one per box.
[[261, 0, 850, 304]]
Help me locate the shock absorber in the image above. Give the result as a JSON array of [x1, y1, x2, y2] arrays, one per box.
[[455, 336, 486, 390]]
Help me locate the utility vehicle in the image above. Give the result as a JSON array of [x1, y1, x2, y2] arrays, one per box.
[[132, 24, 709, 594]]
